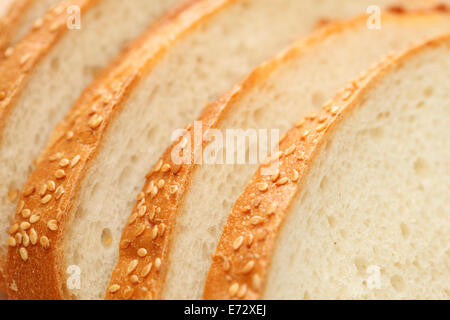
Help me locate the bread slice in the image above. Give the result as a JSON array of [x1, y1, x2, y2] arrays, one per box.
[[5, 0, 433, 301], [205, 35, 450, 300], [0, 0, 185, 293], [105, 10, 450, 300], [0, 0, 62, 53]]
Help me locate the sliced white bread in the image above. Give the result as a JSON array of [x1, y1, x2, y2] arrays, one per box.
[[0, 0, 184, 293], [5, 0, 432, 300], [0, 0, 62, 53], [205, 35, 450, 300], [107, 10, 450, 300]]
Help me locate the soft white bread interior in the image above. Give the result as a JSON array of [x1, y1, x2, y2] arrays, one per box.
[[7, 0, 430, 300], [263, 36, 450, 299], [105, 11, 450, 300], [0, 0, 181, 290], [162, 13, 450, 300]]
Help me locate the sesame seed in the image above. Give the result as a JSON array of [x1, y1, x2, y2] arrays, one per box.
[[18, 200, 24, 212], [229, 283, 239, 297], [291, 169, 299, 182], [130, 275, 139, 284], [49, 153, 62, 162], [120, 240, 131, 249], [33, 18, 43, 29], [276, 177, 289, 186], [284, 145, 296, 156], [137, 192, 145, 201], [8, 189, 19, 203], [141, 263, 152, 277], [301, 130, 309, 140], [308, 112, 318, 120], [137, 248, 148, 257], [127, 259, 138, 274], [55, 186, 65, 200], [15, 233, 22, 246], [123, 286, 134, 300], [331, 106, 340, 115], [47, 180, 56, 192], [50, 22, 59, 32], [138, 205, 147, 217], [56, 209, 63, 221], [40, 236, 50, 249], [55, 169, 66, 179], [39, 184, 48, 197], [4, 47, 13, 57], [88, 114, 103, 129], [237, 284, 247, 298], [242, 260, 255, 274], [40, 194, 52, 205], [169, 185, 178, 194], [19, 248, 28, 261], [246, 233, 254, 247], [155, 258, 161, 270], [250, 216, 265, 225], [0, 91, 5, 100], [318, 115, 328, 123], [20, 53, 31, 66], [135, 224, 146, 237], [161, 163, 171, 173], [151, 225, 159, 240], [29, 228, 37, 245], [8, 237, 16, 247], [257, 182, 268, 192], [251, 197, 261, 208], [316, 122, 327, 132], [23, 186, 35, 197], [71, 155, 81, 167], [157, 179, 165, 188], [109, 284, 121, 293], [159, 223, 166, 237], [20, 210, 32, 222], [47, 220, 58, 231], [154, 160, 163, 172], [59, 158, 70, 167], [22, 233, 30, 247], [252, 274, 261, 290], [241, 206, 251, 214], [222, 256, 230, 272], [20, 222, 31, 230], [128, 213, 138, 225], [295, 119, 305, 128], [9, 223, 19, 234], [267, 203, 277, 216], [30, 214, 41, 224], [233, 236, 244, 251], [271, 170, 280, 182], [66, 131, 74, 140]]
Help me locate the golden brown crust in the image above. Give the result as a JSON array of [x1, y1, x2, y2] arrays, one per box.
[[0, 0, 98, 294], [203, 35, 450, 300], [0, 0, 33, 53], [5, 0, 233, 300], [106, 9, 450, 300]]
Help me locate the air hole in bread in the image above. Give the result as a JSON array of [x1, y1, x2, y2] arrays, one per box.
[[390, 275, 405, 292], [101, 228, 112, 248], [50, 57, 60, 72], [413, 158, 429, 178]]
